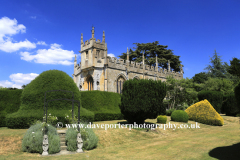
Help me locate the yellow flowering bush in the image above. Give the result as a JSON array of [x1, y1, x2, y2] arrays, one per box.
[[185, 99, 224, 126]]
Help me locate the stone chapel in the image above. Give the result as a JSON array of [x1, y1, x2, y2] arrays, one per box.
[[72, 27, 184, 94]]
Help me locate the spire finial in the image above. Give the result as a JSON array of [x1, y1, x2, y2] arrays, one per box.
[[142, 51, 145, 65], [81, 33, 83, 44], [102, 30, 105, 43], [168, 60, 170, 72], [127, 47, 129, 61], [74, 54, 77, 62], [91, 26, 94, 38]]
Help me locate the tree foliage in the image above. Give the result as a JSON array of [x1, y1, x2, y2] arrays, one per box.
[[227, 57, 240, 79], [165, 76, 199, 109], [118, 41, 183, 72], [204, 50, 230, 79], [200, 77, 237, 96], [192, 72, 210, 84]]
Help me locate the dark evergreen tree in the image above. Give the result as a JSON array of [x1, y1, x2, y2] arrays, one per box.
[[204, 50, 229, 79], [227, 57, 240, 78], [118, 41, 183, 72], [192, 72, 210, 84]]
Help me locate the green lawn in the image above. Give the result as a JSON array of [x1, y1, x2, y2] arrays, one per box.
[[0, 114, 239, 160]]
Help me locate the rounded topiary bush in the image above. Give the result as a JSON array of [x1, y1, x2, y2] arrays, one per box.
[[171, 110, 189, 123], [157, 115, 167, 124], [6, 70, 94, 129], [65, 123, 98, 151], [22, 122, 60, 154]]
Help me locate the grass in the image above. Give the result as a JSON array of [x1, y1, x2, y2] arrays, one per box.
[[0, 114, 240, 159]]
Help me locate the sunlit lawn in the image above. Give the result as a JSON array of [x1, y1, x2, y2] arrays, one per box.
[[0, 114, 239, 160]]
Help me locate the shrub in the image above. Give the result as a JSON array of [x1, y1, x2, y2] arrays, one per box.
[[80, 123, 98, 150], [157, 115, 167, 124], [6, 70, 94, 129], [222, 94, 239, 116], [234, 82, 240, 112], [171, 110, 188, 123], [119, 79, 167, 124], [197, 90, 223, 113], [22, 122, 60, 154], [65, 123, 98, 151], [185, 99, 224, 126], [65, 128, 78, 151], [166, 108, 176, 116]]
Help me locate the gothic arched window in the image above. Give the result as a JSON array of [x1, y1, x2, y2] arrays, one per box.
[[87, 76, 93, 91], [117, 76, 125, 94], [86, 51, 89, 59]]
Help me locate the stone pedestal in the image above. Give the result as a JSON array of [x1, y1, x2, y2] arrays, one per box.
[[77, 133, 83, 153], [42, 135, 49, 155]]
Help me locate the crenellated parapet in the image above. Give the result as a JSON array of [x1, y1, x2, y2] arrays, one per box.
[[74, 62, 82, 76], [106, 56, 183, 79]]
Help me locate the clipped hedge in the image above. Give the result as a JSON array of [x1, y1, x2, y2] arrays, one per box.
[[171, 110, 188, 123], [197, 90, 223, 113], [222, 93, 239, 116], [185, 99, 224, 126], [157, 115, 167, 124], [94, 111, 124, 121], [0, 89, 23, 127], [80, 90, 124, 121], [6, 108, 94, 129]]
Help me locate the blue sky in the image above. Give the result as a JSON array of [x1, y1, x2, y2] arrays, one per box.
[[0, 0, 239, 89]]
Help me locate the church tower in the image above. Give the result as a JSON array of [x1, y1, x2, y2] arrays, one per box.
[[79, 26, 108, 69]]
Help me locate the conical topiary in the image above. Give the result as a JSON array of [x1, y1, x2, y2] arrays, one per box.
[[185, 99, 224, 126]]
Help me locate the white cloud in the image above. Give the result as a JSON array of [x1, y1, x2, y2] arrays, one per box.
[[0, 17, 26, 42], [20, 43, 74, 65], [30, 16, 36, 19], [37, 41, 47, 46], [0, 16, 36, 52], [0, 73, 39, 89], [107, 53, 116, 58], [0, 39, 36, 52]]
